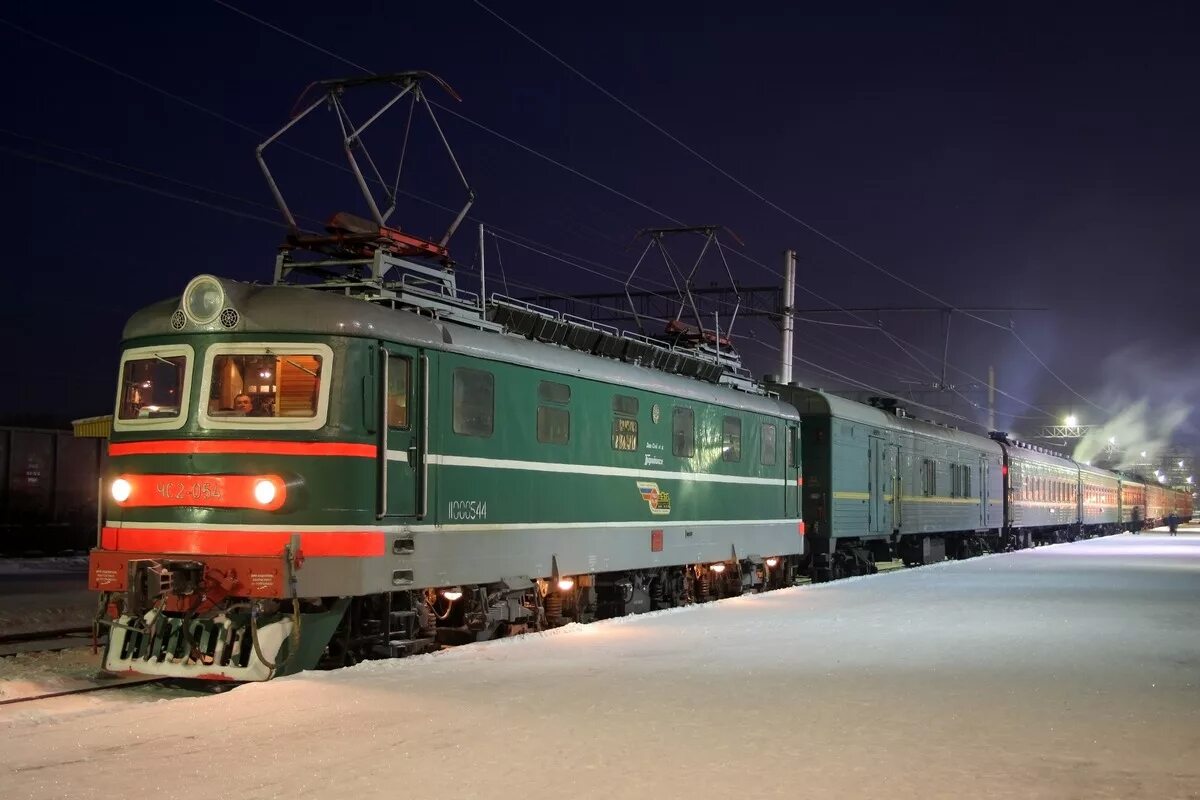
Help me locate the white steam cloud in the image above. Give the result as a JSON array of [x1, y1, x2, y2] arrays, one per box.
[[1072, 399, 1190, 467], [1068, 343, 1196, 468]]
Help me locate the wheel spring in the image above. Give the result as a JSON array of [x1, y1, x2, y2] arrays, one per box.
[[544, 593, 563, 623]]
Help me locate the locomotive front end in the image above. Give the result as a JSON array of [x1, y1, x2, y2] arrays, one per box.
[[90, 275, 374, 680]]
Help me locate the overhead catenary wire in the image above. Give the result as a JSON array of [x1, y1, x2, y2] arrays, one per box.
[[4, 8, 1058, 423], [2, 128, 1038, 424], [470, 0, 1110, 417], [200, 1, 1064, 422]]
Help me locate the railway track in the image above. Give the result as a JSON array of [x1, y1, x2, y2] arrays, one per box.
[[0, 676, 168, 707], [0, 626, 98, 658]]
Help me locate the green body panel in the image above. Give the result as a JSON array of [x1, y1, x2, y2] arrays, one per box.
[[109, 331, 799, 533], [419, 351, 791, 526]]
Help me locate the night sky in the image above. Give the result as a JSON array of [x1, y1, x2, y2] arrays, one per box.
[[2, 2, 1197, 449]]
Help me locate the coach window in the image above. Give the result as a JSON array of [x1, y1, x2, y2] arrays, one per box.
[[760, 423, 777, 466], [672, 406, 695, 458], [722, 416, 742, 462], [922, 459, 936, 496], [200, 343, 332, 431], [453, 368, 494, 437], [114, 344, 194, 432], [612, 394, 638, 451], [963, 466, 971, 497], [387, 356, 410, 429], [536, 380, 570, 445]]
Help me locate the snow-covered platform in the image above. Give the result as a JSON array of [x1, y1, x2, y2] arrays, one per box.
[[4, 532, 1200, 799]]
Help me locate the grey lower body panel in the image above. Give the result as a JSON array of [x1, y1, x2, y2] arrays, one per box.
[[290, 520, 803, 596]]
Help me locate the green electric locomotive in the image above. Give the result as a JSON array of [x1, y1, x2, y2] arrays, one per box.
[[91, 255, 805, 680]]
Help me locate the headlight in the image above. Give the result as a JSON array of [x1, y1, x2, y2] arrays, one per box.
[[253, 479, 277, 506], [181, 275, 225, 325], [111, 478, 132, 503]]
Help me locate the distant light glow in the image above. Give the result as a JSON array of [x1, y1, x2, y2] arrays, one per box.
[[1109, 436, 1116, 445], [1141, 451, 1147, 458], [710, 563, 727, 574], [556, 577, 574, 592], [1064, 415, 1078, 428], [765, 557, 779, 568], [1179, 461, 1185, 468], [442, 588, 463, 602]]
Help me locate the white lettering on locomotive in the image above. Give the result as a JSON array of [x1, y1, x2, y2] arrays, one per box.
[[447, 500, 488, 520]]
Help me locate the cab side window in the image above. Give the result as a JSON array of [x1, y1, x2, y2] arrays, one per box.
[[387, 356, 410, 429]]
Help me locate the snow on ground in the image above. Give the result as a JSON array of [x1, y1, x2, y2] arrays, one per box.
[[3, 532, 1200, 799], [0, 558, 93, 637]]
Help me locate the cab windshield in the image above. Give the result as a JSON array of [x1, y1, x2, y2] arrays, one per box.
[[117, 352, 187, 421], [202, 345, 329, 426]]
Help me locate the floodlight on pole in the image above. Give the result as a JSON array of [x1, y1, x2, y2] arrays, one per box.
[[1064, 415, 1078, 428]]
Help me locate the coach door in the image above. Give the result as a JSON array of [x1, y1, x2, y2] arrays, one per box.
[[379, 344, 426, 519], [869, 436, 895, 534], [978, 456, 988, 527]]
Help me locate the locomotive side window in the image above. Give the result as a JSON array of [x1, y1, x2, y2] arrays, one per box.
[[537, 408, 570, 444], [387, 356, 410, 429], [536, 380, 570, 445], [722, 416, 742, 463], [199, 343, 333, 431], [612, 394, 638, 451], [113, 344, 194, 431], [786, 426, 798, 467], [453, 368, 494, 437], [760, 423, 777, 466], [672, 406, 694, 458], [538, 381, 571, 404]]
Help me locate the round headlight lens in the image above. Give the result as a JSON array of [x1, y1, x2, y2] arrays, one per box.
[[111, 478, 132, 503], [182, 275, 225, 325], [253, 479, 277, 506]]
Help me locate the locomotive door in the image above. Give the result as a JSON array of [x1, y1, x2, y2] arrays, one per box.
[[380, 344, 425, 519], [785, 424, 801, 520]]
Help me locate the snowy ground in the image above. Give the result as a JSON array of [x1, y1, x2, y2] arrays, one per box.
[[3, 531, 1200, 799]]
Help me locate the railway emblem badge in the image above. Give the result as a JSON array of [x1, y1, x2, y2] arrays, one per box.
[[637, 481, 671, 515], [651, 403, 661, 424]]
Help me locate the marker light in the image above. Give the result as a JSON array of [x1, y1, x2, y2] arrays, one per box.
[[556, 577, 575, 592], [253, 479, 277, 506], [710, 563, 726, 573], [111, 478, 132, 503], [442, 588, 463, 602], [181, 275, 225, 325], [765, 557, 779, 568]]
